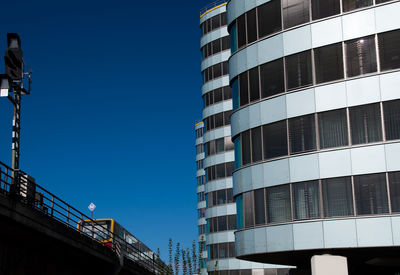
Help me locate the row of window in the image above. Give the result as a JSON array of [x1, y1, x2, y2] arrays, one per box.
[[236, 171, 400, 229], [201, 12, 227, 36], [205, 136, 234, 157], [196, 127, 204, 139], [197, 159, 204, 170], [207, 242, 235, 260], [199, 224, 206, 235], [198, 208, 206, 219], [232, 30, 400, 110], [203, 86, 232, 108], [207, 188, 233, 207], [207, 214, 237, 233], [229, 0, 394, 52], [234, 100, 400, 168], [204, 110, 232, 132], [206, 161, 235, 182], [196, 144, 204, 155], [198, 191, 206, 203], [202, 61, 229, 84], [197, 175, 205, 186], [201, 36, 230, 59]]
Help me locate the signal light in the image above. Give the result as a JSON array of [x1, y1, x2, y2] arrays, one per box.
[[4, 33, 23, 81], [0, 74, 10, 97]]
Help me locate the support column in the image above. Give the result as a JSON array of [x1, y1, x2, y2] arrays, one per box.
[[311, 255, 348, 275]]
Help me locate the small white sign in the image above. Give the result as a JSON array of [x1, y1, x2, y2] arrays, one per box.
[[88, 202, 96, 212]]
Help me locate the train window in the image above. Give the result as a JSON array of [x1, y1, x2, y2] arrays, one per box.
[[81, 220, 111, 241]]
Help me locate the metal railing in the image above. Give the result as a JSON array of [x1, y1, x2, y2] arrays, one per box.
[[199, 0, 227, 18], [0, 161, 170, 274]]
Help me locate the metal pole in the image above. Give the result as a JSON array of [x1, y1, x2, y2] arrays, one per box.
[[12, 84, 21, 171]]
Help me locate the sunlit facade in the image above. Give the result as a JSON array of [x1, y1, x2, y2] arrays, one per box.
[[227, 0, 400, 274]]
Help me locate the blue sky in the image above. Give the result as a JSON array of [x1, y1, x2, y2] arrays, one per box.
[[0, 0, 211, 260]]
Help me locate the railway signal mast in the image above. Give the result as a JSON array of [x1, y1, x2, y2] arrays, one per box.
[[0, 33, 32, 174]]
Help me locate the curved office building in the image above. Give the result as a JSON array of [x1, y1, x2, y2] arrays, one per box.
[[227, 0, 400, 273], [198, 2, 290, 274]]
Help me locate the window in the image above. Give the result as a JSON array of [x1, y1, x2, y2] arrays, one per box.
[[263, 120, 288, 159], [286, 50, 312, 90], [318, 109, 348, 149], [342, 0, 372, 12], [246, 9, 257, 44], [254, 189, 266, 225], [314, 43, 344, 84], [224, 110, 231, 126], [234, 136, 242, 169], [228, 214, 236, 230], [349, 103, 382, 145], [243, 191, 254, 228], [237, 14, 246, 49], [216, 163, 225, 179], [345, 36, 377, 77], [211, 14, 221, 30], [218, 215, 227, 232], [260, 58, 285, 98], [228, 242, 235, 258], [242, 130, 251, 165], [354, 173, 389, 215], [249, 67, 260, 102], [282, 0, 310, 29], [212, 39, 221, 56], [267, 185, 292, 223], [236, 194, 244, 229], [251, 127, 263, 162], [384, 100, 400, 140], [322, 177, 354, 217], [258, 0, 282, 38], [214, 88, 223, 103], [311, 0, 340, 20], [213, 63, 222, 79], [378, 29, 400, 71], [215, 138, 224, 153], [222, 36, 230, 51], [215, 112, 223, 128], [389, 172, 400, 213], [226, 162, 234, 177], [293, 181, 320, 220], [227, 188, 233, 203], [239, 72, 249, 107], [229, 22, 238, 53], [289, 114, 316, 154], [225, 136, 234, 151], [232, 78, 239, 110], [223, 86, 232, 100]]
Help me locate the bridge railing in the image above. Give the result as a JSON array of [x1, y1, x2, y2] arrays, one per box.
[[0, 161, 170, 274]]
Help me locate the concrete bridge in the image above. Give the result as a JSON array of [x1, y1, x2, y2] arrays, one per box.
[[0, 162, 166, 275]]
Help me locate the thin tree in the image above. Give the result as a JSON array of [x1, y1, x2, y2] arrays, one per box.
[[182, 248, 187, 275], [186, 248, 192, 275], [174, 242, 180, 275], [198, 236, 205, 274], [191, 240, 197, 275], [168, 238, 173, 275]]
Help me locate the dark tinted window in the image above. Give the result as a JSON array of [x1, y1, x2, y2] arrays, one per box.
[[237, 14, 246, 49], [221, 36, 230, 51], [212, 39, 221, 55], [247, 9, 257, 43], [312, 0, 340, 20], [384, 100, 400, 140], [242, 130, 251, 165], [286, 50, 312, 90], [254, 189, 266, 225], [389, 172, 400, 213], [282, 0, 310, 29], [251, 127, 263, 162], [349, 103, 382, 145], [354, 173, 389, 215], [314, 42, 344, 83], [289, 114, 316, 154], [343, 0, 372, 12], [378, 29, 400, 71], [322, 177, 354, 217], [293, 181, 320, 220], [249, 67, 260, 102], [345, 36, 377, 77], [258, 0, 282, 38], [239, 72, 249, 106], [260, 58, 285, 98], [318, 109, 348, 149], [267, 185, 292, 223], [214, 88, 223, 103], [263, 120, 288, 159]]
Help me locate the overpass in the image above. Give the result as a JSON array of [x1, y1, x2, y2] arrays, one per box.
[[0, 161, 168, 275]]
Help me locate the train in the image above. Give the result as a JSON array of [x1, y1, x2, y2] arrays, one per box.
[[77, 218, 166, 271]]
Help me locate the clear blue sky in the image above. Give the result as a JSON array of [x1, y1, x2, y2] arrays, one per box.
[[0, 0, 210, 260]]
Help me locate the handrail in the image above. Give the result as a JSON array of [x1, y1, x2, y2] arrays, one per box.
[[199, 0, 227, 18], [0, 161, 170, 274]]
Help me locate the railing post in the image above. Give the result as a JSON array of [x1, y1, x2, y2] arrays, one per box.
[[51, 196, 54, 217]]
